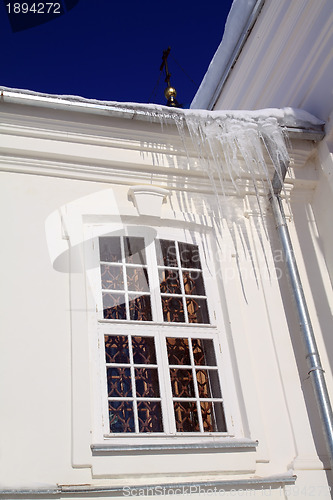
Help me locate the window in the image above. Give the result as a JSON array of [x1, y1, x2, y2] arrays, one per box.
[[97, 234, 227, 436]]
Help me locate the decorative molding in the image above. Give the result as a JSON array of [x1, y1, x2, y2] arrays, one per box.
[[128, 185, 169, 217]]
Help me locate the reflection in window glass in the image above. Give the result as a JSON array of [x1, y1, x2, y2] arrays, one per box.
[[99, 236, 225, 435], [100, 237, 121, 263], [124, 237, 147, 265], [157, 239, 210, 324], [178, 242, 202, 269], [127, 267, 149, 292], [102, 293, 126, 320], [156, 239, 178, 267], [105, 335, 163, 434], [109, 401, 135, 433], [100, 264, 124, 290], [99, 236, 152, 321], [167, 337, 226, 433]]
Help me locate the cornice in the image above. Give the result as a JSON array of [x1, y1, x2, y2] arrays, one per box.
[[0, 154, 280, 198]]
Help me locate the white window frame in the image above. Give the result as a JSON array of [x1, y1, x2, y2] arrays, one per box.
[[85, 223, 239, 446]]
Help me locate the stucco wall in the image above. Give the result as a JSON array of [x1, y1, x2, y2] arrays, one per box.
[[0, 102, 332, 497]]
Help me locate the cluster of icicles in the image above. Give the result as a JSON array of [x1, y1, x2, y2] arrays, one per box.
[[144, 107, 290, 217]]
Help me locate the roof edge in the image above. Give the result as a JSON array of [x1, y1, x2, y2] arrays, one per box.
[[191, 0, 265, 110], [0, 87, 324, 140]]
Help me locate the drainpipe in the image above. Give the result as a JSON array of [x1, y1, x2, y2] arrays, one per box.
[[269, 159, 333, 470]]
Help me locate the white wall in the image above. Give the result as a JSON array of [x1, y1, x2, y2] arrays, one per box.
[[0, 101, 331, 498]]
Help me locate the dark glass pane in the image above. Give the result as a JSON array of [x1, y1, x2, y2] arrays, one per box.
[[99, 237, 121, 263], [105, 335, 130, 363], [135, 368, 160, 397], [159, 269, 181, 294], [213, 402, 227, 432], [109, 401, 134, 433], [124, 237, 146, 265], [162, 296, 185, 322], [196, 369, 222, 398], [192, 339, 216, 366], [156, 239, 178, 267], [132, 336, 156, 364], [178, 242, 201, 269], [137, 401, 163, 433], [183, 271, 205, 296], [166, 337, 190, 365], [127, 267, 149, 292], [186, 298, 209, 324], [174, 401, 199, 432], [103, 293, 126, 320], [100, 264, 124, 290], [129, 295, 152, 321], [170, 368, 195, 397], [107, 367, 132, 397], [201, 402, 227, 432]]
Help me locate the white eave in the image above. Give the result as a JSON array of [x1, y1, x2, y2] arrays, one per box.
[[0, 87, 324, 140]]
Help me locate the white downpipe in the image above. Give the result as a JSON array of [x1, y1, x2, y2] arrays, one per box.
[[269, 164, 333, 470]]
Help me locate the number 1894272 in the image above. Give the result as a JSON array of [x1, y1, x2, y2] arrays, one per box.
[[6, 3, 61, 14]]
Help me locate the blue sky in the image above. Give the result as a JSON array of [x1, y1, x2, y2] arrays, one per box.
[[1, 0, 233, 107]]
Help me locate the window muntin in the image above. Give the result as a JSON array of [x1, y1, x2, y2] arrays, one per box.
[[167, 337, 226, 433], [157, 239, 210, 324], [99, 236, 210, 325], [100, 236, 152, 321], [106, 335, 163, 433], [98, 234, 227, 435]]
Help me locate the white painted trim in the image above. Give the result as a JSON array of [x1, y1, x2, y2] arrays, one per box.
[[128, 185, 169, 217]]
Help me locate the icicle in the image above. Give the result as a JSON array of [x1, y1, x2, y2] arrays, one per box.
[[178, 112, 290, 219]]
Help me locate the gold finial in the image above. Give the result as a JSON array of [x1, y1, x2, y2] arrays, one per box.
[[160, 47, 182, 107]]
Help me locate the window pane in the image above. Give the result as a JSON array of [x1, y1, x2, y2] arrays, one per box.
[[127, 267, 149, 292], [192, 339, 216, 366], [170, 368, 195, 397], [107, 367, 132, 397], [212, 402, 227, 432], [174, 402, 199, 432], [100, 237, 121, 263], [137, 401, 163, 433], [124, 237, 146, 265], [183, 271, 205, 296], [196, 369, 222, 398], [159, 269, 182, 294], [103, 293, 126, 320], [132, 336, 156, 364], [162, 296, 185, 322], [186, 298, 209, 324], [201, 402, 227, 432], [156, 239, 178, 267], [178, 242, 201, 269], [105, 335, 129, 363], [109, 401, 135, 433], [100, 264, 124, 290], [129, 295, 152, 321], [135, 368, 160, 397], [166, 337, 190, 365]]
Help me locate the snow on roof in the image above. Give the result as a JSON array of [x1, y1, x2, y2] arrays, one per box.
[[191, 0, 261, 110], [0, 87, 324, 131]]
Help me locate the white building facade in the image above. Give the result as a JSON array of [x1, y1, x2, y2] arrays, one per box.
[[0, 1, 332, 498]]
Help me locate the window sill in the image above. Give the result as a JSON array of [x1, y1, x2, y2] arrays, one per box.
[[91, 437, 258, 454]]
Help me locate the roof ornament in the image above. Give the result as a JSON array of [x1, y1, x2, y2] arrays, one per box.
[[160, 47, 182, 108]]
